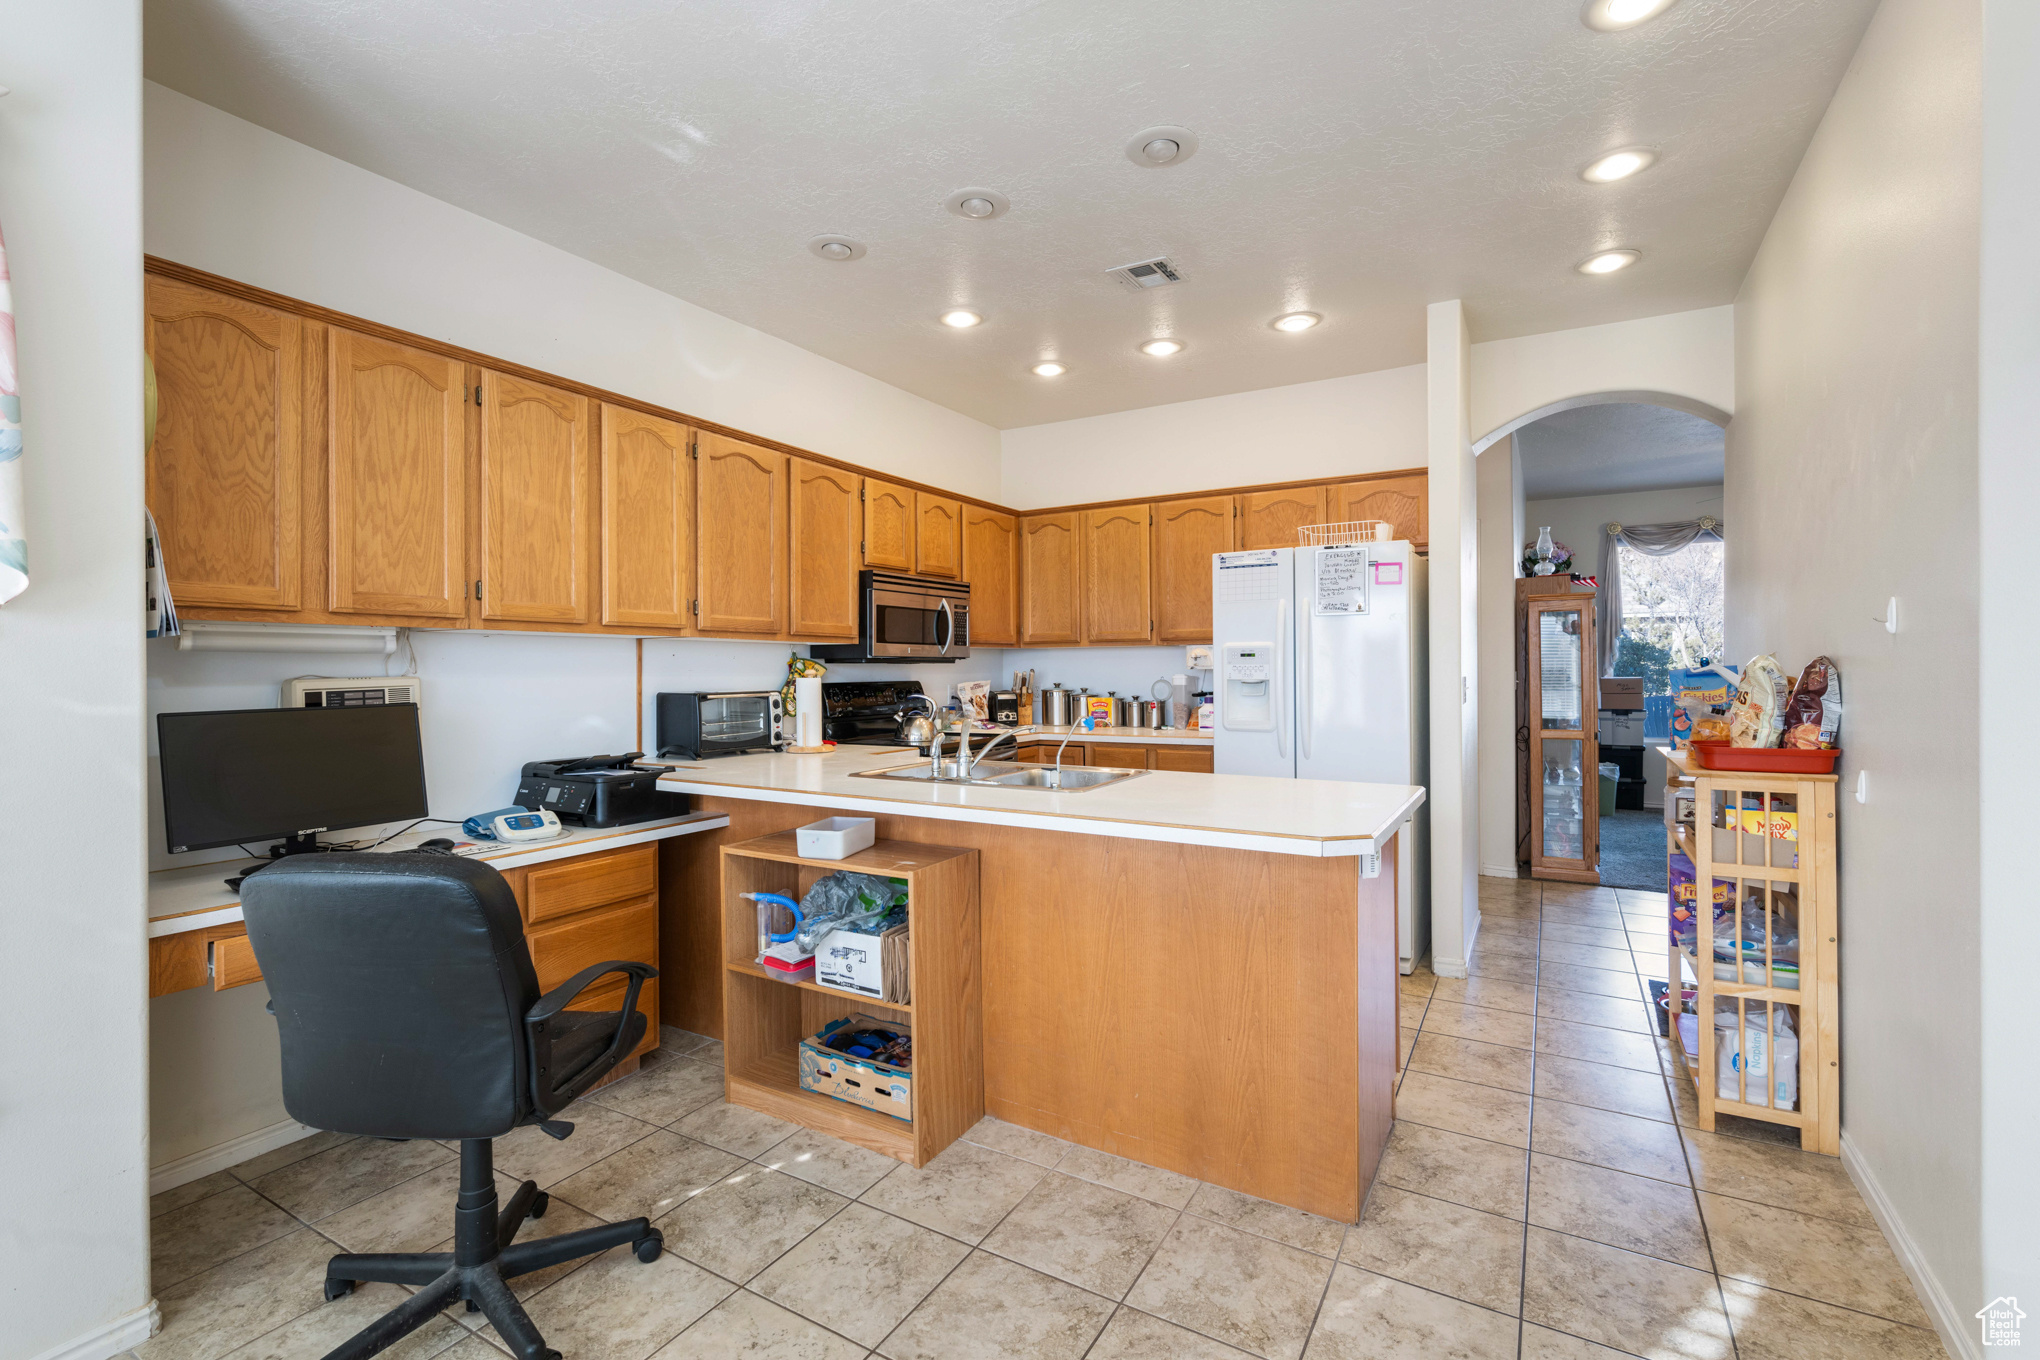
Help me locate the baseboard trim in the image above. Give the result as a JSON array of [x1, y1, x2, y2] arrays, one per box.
[[1479, 865, 1521, 879], [1431, 956, 1469, 979], [29, 1301, 159, 1360], [1840, 1132, 1978, 1360], [149, 1117, 320, 1195]]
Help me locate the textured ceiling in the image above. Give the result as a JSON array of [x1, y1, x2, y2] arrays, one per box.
[[1515, 401, 1724, 498], [144, 0, 1876, 428]]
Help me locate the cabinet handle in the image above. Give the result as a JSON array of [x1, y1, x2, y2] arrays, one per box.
[[474, 384, 482, 405], [475, 579, 482, 601]]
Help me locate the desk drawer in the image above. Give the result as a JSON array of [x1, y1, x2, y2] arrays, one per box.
[[211, 931, 263, 991], [524, 843, 657, 925], [528, 896, 658, 992]]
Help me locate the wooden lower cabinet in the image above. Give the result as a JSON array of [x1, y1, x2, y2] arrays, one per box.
[[1084, 744, 1151, 770], [1012, 739, 1213, 771], [1151, 745, 1215, 773]]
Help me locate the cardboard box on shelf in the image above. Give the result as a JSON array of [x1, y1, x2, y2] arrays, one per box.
[[1600, 676, 1644, 710], [799, 1013, 913, 1121]]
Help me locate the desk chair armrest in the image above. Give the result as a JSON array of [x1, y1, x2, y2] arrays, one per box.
[[525, 960, 659, 1112]]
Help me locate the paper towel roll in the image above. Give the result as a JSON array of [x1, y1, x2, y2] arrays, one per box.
[[796, 675, 824, 747]]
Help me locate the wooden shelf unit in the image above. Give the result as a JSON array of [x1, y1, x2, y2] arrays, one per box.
[[719, 833, 981, 1167], [1661, 747, 1839, 1154]]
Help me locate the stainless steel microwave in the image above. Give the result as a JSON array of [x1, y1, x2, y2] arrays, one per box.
[[654, 691, 783, 759], [811, 571, 970, 663]]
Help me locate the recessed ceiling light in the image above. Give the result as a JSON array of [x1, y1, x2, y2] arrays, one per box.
[[1139, 339, 1184, 357], [944, 188, 1011, 220], [1581, 0, 1679, 31], [1271, 311, 1321, 332], [1031, 362, 1066, 378], [807, 235, 866, 261], [1581, 147, 1657, 183], [941, 310, 983, 329], [1577, 248, 1642, 275], [1125, 125, 1199, 168]]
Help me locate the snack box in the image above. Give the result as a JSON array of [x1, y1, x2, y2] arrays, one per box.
[[798, 1013, 913, 1122]]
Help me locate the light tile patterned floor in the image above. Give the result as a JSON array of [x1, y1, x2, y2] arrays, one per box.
[[136, 882, 1947, 1359]]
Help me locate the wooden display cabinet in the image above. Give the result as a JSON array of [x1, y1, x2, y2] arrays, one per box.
[[1662, 748, 1839, 1154], [719, 834, 982, 1167]]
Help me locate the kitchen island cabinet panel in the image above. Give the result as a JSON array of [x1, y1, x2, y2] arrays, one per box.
[[696, 433, 788, 634]]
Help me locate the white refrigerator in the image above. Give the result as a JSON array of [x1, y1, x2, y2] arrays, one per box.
[[1212, 542, 1431, 972]]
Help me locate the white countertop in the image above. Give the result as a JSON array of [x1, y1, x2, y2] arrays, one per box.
[[147, 812, 729, 938], [648, 749, 1422, 858]]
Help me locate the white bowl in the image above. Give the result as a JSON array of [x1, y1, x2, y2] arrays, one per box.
[[796, 816, 876, 860]]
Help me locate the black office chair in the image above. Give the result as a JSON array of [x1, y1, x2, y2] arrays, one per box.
[[241, 853, 664, 1360]]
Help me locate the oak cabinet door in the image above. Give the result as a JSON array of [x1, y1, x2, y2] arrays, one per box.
[[1019, 512, 1081, 644], [696, 433, 787, 634], [1152, 495, 1231, 643], [789, 458, 861, 639], [144, 276, 303, 610], [1082, 505, 1153, 644], [325, 330, 468, 619], [600, 405, 693, 630], [915, 493, 962, 578], [961, 506, 1018, 646], [1151, 745, 1215, 773], [479, 371, 594, 625], [1235, 485, 1327, 550], [1328, 472, 1429, 552], [1085, 743, 1151, 770], [863, 477, 915, 570]]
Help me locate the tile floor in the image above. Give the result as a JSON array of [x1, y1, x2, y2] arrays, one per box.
[[137, 880, 1946, 1360]]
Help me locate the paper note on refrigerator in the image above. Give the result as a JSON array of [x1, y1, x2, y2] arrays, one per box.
[[1313, 547, 1370, 615]]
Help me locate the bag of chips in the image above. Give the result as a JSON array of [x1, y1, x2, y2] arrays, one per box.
[[1728, 654, 1790, 748], [1781, 656, 1843, 749]]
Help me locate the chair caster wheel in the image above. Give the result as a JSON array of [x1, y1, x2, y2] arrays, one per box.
[[634, 1230, 663, 1264], [527, 1190, 549, 1220], [466, 1300, 480, 1313], [324, 1278, 355, 1302]]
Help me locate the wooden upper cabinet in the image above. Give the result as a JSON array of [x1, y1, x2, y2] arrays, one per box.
[[144, 276, 303, 611], [478, 371, 594, 625], [1082, 505, 1153, 644], [1152, 495, 1232, 644], [789, 459, 861, 640], [1236, 485, 1328, 550], [696, 433, 787, 634], [863, 478, 915, 571], [600, 405, 693, 631], [915, 493, 962, 578], [961, 506, 1018, 646], [1019, 512, 1082, 645], [1328, 472, 1429, 552], [325, 329, 468, 619]]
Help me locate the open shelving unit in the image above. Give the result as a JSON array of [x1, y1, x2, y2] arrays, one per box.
[[1661, 747, 1839, 1154], [719, 832, 981, 1167]]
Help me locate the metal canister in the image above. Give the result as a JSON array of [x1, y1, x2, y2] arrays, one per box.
[[1040, 684, 1077, 726], [1136, 699, 1165, 728]]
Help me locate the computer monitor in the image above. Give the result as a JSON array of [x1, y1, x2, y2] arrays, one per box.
[[158, 705, 429, 855]]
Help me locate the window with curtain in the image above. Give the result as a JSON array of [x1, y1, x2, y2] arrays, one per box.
[[1596, 517, 1724, 694]]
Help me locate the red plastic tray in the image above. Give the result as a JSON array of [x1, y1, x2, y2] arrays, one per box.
[[1688, 741, 1841, 774]]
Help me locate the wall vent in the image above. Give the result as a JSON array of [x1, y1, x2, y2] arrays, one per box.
[[284, 676, 422, 708], [1107, 256, 1184, 289]]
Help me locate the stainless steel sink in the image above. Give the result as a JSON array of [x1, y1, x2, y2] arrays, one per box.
[[850, 759, 1144, 792]]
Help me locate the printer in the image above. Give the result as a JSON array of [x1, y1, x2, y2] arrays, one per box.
[[513, 753, 689, 828]]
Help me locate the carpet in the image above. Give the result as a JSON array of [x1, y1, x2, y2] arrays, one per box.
[[1599, 808, 1667, 891]]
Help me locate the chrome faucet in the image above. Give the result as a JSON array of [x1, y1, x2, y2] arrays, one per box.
[[1049, 716, 1095, 789], [964, 729, 1020, 774]]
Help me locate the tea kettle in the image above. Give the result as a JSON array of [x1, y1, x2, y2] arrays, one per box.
[[895, 694, 939, 748]]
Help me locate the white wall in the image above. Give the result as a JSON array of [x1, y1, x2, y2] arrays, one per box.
[[1474, 437, 1523, 877], [141, 86, 1010, 1169], [143, 83, 1002, 498], [1522, 484, 1727, 590], [1471, 306, 1735, 450], [999, 363, 1426, 509], [1726, 0, 1981, 1347], [0, 3, 155, 1357], [1979, 0, 2040, 1328]]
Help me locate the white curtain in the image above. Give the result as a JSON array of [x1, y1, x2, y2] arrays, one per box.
[[1597, 516, 1722, 677]]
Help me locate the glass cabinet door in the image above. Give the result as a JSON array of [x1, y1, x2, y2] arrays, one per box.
[[1538, 609, 1584, 729], [1541, 738, 1585, 860], [1527, 596, 1598, 880]]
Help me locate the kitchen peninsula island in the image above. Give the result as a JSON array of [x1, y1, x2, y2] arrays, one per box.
[[650, 747, 1422, 1222]]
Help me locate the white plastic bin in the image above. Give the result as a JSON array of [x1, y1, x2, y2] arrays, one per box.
[[796, 816, 876, 860]]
